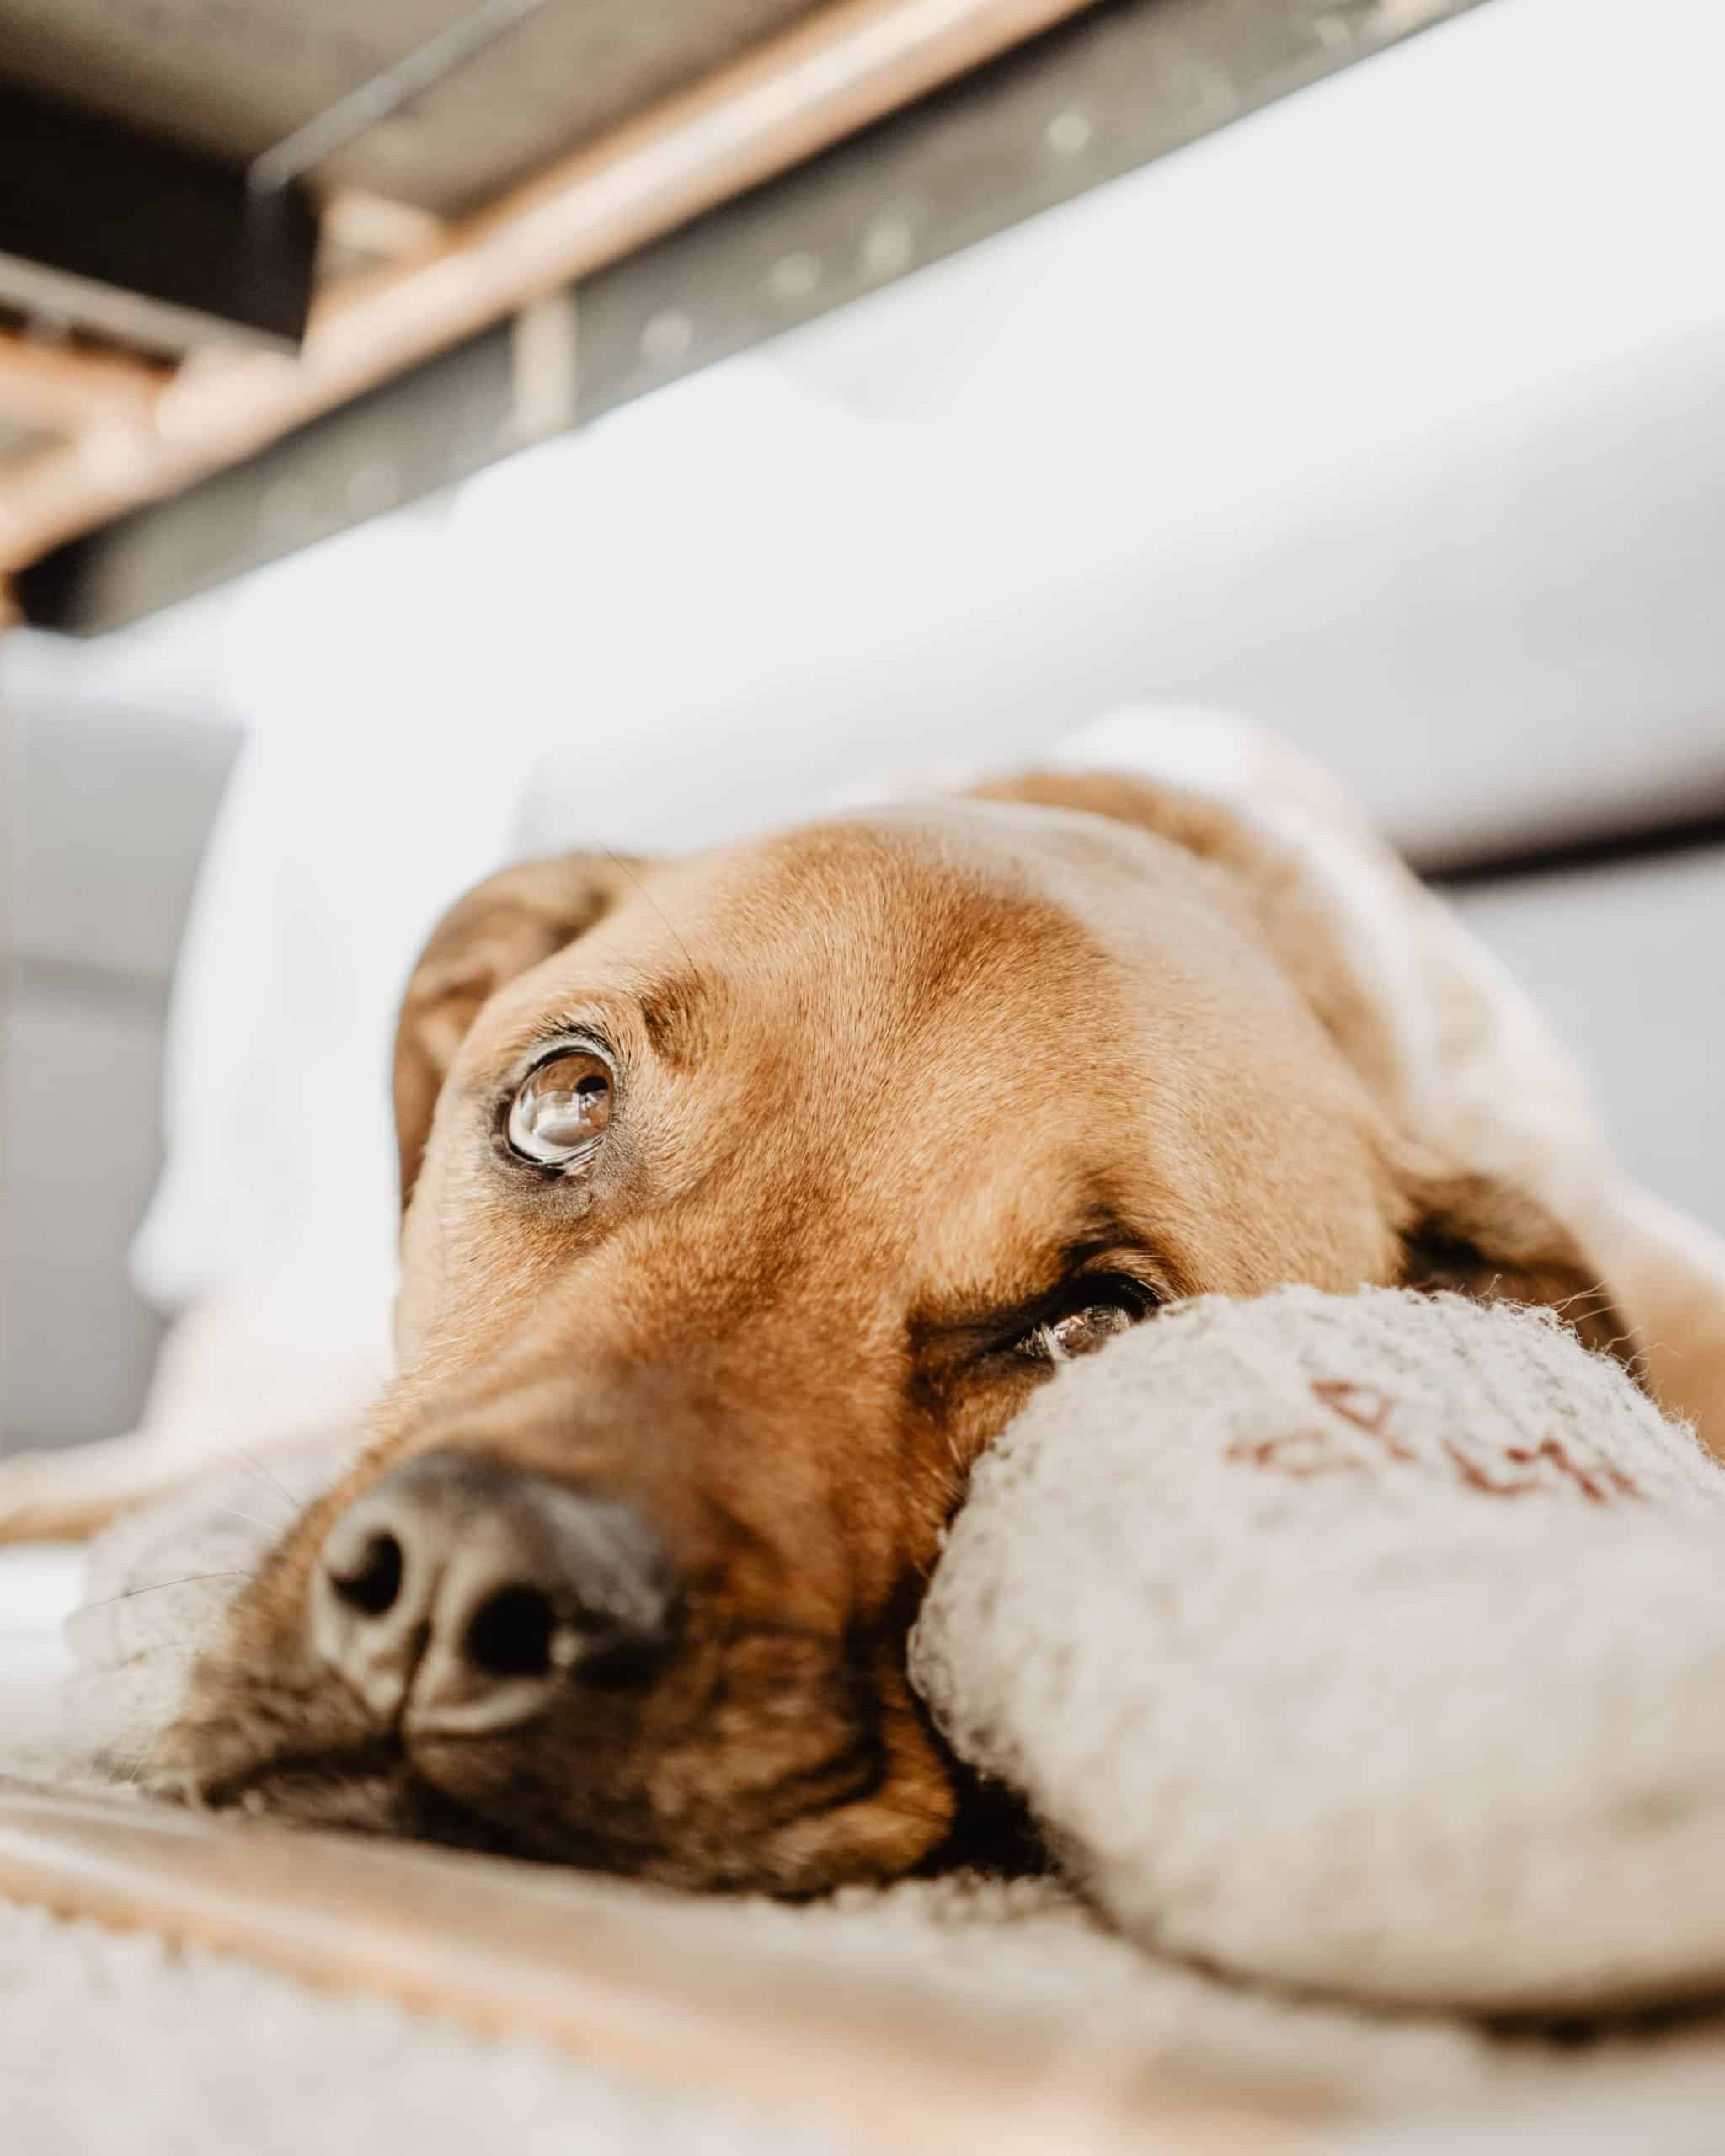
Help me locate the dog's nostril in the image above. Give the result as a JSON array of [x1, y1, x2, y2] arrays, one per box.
[[315, 1451, 679, 1728], [462, 1582, 557, 1680], [328, 1531, 404, 1618]]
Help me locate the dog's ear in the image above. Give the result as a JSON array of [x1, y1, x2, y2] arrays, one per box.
[[1399, 1167, 1636, 1367], [393, 854, 641, 1206]]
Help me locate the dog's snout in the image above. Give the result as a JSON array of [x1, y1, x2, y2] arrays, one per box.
[[312, 1449, 678, 1735]]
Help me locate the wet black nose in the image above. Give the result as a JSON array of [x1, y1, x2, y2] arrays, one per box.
[[312, 1449, 677, 1734]]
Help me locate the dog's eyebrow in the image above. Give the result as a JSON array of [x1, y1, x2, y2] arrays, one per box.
[[911, 1211, 1174, 1350], [513, 974, 708, 1072], [1032, 1202, 1172, 1295], [632, 972, 708, 1066]]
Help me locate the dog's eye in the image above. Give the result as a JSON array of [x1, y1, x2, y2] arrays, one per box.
[[1018, 1279, 1156, 1364], [508, 1051, 612, 1169]]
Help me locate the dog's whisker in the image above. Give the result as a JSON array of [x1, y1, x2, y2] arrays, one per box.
[[212, 1440, 312, 1519], [601, 845, 704, 991], [218, 1503, 290, 1537], [74, 1641, 193, 1673], [73, 1570, 258, 1615], [108, 1723, 174, 1795]]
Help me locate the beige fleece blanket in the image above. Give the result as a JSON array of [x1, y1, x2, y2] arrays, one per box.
[[12, 1290, 1725, 2152]]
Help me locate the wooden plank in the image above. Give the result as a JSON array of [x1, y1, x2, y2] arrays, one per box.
[[0, 1778, 1314, 2154], [0, 331, 171, 433], [13, 0, 1495, 635], [0, 0, 832, 220], [0, 0, 1101, 580]]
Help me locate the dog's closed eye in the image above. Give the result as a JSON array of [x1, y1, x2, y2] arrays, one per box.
[[1017, 1274, 1160, 1364]]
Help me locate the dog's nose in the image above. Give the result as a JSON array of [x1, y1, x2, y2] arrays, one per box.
[[312, 1449, 677, 1734]]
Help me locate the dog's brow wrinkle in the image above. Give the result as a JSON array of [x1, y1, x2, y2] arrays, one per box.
[[632, 970, 707, 1065]]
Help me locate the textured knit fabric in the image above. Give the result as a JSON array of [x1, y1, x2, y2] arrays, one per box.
[[911, 1287, 1725, 2015]]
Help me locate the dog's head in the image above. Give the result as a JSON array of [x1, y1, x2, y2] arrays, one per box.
[[158, 771, 1628, 1885]]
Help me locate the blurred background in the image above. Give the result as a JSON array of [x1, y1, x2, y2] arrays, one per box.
[[3, 0, 1722, 1457]]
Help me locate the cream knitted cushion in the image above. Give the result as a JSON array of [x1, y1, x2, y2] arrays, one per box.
[[911, 1287, 1725, 2015]]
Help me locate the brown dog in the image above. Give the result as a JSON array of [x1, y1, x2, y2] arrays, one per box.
[[137, 738, 1725, 1892]]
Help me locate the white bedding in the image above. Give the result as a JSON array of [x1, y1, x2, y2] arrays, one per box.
[[11, 1408, 1725, 2153], [0, 1546, 82, 1780]]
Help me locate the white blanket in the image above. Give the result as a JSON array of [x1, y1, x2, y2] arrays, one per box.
[[16, 1294, 1725, 2149]]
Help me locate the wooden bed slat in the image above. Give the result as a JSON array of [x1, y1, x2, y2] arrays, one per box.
[[0, 1778, 1311, 2154], [0, 331, 171, 434]]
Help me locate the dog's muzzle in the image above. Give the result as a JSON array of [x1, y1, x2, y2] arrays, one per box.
[[312, 1449, 679, 1737]]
